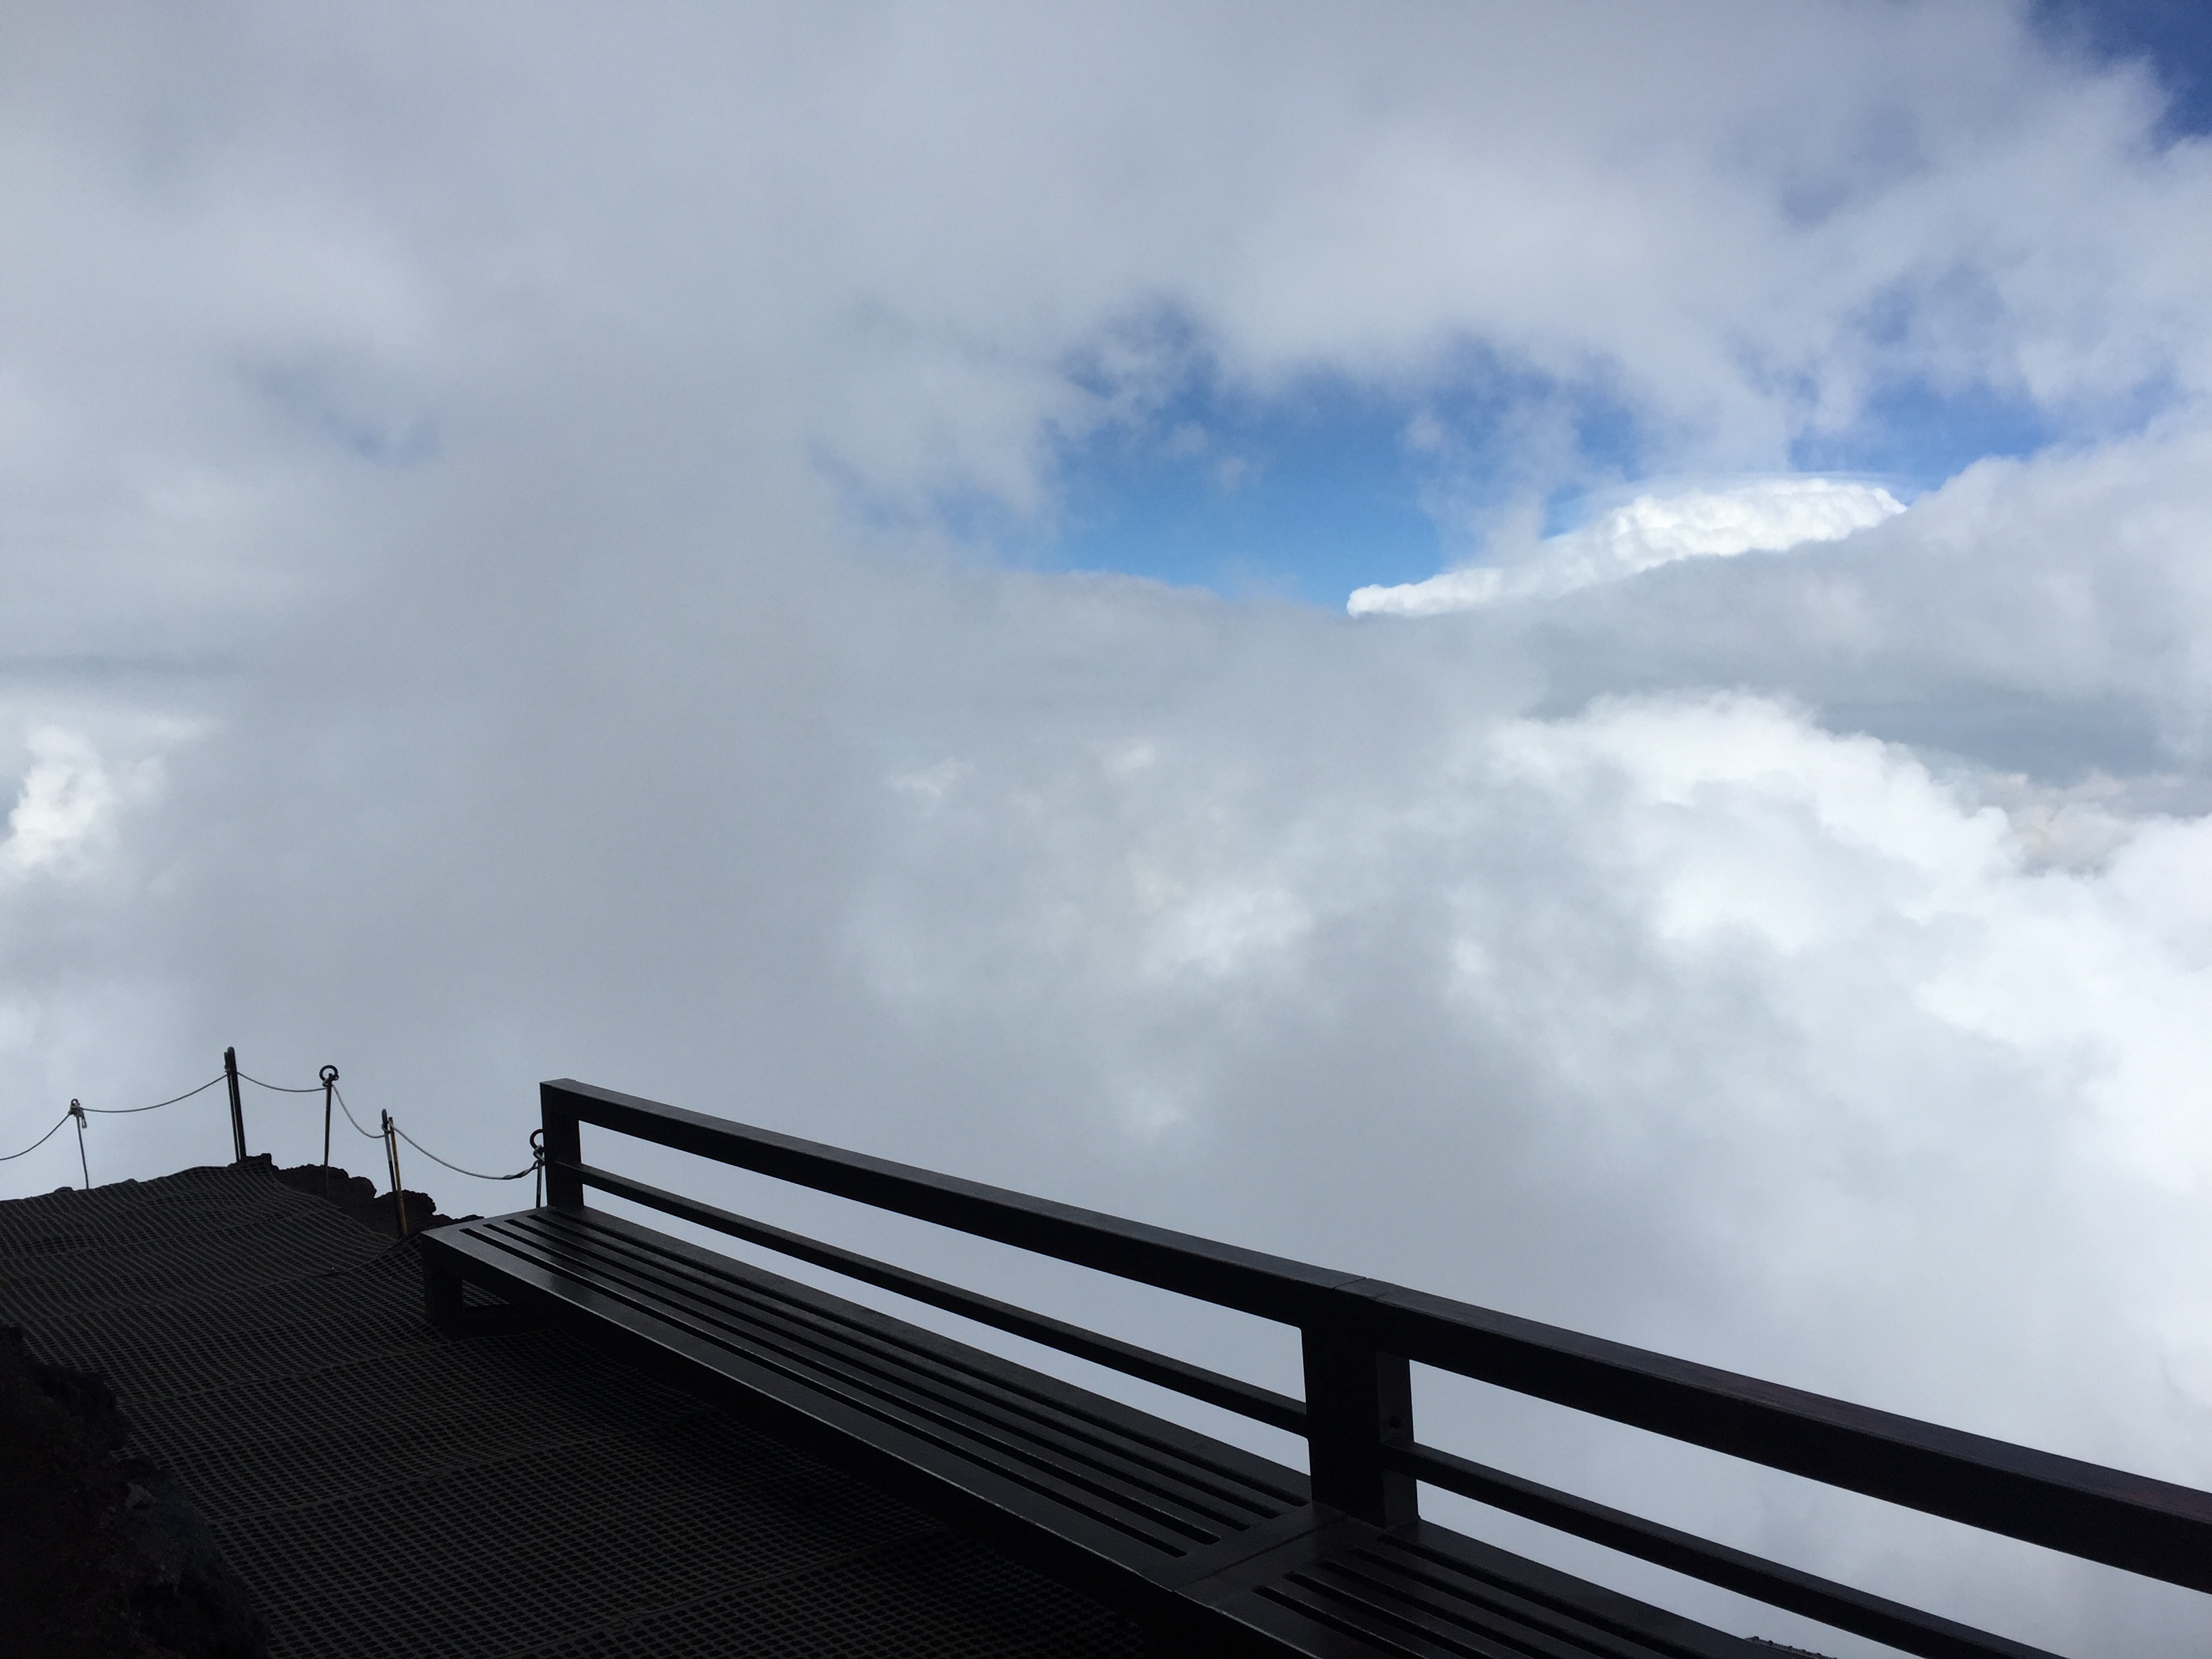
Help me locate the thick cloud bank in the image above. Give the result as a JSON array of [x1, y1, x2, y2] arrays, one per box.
[[5, 5, 2212, 1654], [1347, 478, 1906, 614]]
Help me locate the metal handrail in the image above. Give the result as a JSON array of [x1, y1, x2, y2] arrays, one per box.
[[1340, 1278, 2212, 1589], [570, 1158, 1308, 1433], [541, 1078, 2212, 1658], [542, 1080, 1357, 1319], [1385, 1439, 2064, 1659]]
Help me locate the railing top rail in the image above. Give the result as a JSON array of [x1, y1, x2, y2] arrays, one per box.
[[544, 1080, 1360, 1322], [1347, 1281, 2212, 1588], [544, 1078, 2212, 1589]]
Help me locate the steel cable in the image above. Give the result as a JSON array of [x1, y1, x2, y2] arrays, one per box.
[[390, 1122, 535, 1183], [330, 1086, 387, 1141], [80, 1074, 227, 1114], [333, 1082, 532, 1187], [17, 1062, 536, 1195], [1, 1113, 70, 1161]]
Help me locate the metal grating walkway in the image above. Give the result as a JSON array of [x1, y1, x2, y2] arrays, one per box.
[[0, 1162, 1145, 1658]]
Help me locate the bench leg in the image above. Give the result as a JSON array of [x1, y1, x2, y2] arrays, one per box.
[[424, 1248, 470, 1332], [424, 1250, 540, 1336]]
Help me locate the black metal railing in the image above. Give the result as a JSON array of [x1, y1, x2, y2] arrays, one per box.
[[540, 1079, 2212, 1659]]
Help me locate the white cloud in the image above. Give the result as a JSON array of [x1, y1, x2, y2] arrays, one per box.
[[4, 6, 2212, 1649], [2, 1, 2207, 643], [1349, 477, 1905, 615], [1, 726, 142, 876], [846, 670, 2212, 1644]]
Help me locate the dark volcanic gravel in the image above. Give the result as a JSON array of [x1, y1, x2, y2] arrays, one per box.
[[2, 1158, 1143, 1658], [1, 1324, 266, 1659], [266, 1159, 462, 1238], [0, 1158, 441, 1658]]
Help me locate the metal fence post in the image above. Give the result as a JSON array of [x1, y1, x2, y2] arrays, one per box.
[[319, 1065, 340, 1198], [539, 1084, 584, 1210], [224, 1046, 245, 1163], [1300, 1311, 1418, 1529], [382, 1110, 409, 1237]]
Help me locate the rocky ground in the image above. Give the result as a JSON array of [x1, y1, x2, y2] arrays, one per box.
[[0, 1162, 462, 1658], [265, 1158, 465, 1237], [1, 1324, 268, 1659]]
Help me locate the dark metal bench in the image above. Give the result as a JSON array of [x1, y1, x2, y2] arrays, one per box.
[[421, 1081, 2212, 1659]]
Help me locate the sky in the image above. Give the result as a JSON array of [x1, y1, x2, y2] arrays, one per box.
[[4, 3, 2212, 1652]]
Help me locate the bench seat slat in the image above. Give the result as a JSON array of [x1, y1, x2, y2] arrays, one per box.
[[1302, 1528, 1758, 1659], [424, 1207, 1761, 1659], [1267, 1553, 1703, 1659], [467, 1229, 1213, 1560], [442, 1208, 1301, 1560], [476, 1216, 1271, 1548], [429, 1214, 1223, 1587], [497, 1212, 1296, 1516], [533, 1226, 1289, 1536], [574, 1158, 1309, 1431], [502, 1221, 1273, 1537], [499, 1206, 1307, 1502], [1256, 1573, 1608, 1659]]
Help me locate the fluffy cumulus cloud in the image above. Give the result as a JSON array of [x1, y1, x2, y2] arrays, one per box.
[[3, 728, 124, 875], [5, 3, 2212, 1652], [1348, 477, 1906, 614]]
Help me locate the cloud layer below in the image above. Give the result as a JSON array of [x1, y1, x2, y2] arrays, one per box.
[[6, 5, 2212, 1652]]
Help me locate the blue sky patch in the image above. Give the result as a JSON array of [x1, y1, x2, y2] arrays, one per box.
[[1015, 353, 1656, 605], [2036, 0, 2212, 138], [989, 4, 2212, 607]]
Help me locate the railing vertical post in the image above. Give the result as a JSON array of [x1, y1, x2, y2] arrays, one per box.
[[540, 1084, 585, 1210], [1301, 1312, 1418, 1529], [224, 1046, 246, 1164]]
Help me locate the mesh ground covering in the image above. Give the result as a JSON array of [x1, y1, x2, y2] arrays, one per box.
[[0, 1162, 1146, 1658]]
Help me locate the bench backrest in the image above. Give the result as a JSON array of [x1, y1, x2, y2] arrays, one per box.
[[541, 1078, 2211, 1659]]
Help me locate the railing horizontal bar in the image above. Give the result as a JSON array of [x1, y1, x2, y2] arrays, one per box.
[[566, 1158, 1310, 1435], [1347, 1282, 2212, 1593], [1386, 1441, 2063, 1659], [546, 1080, 2212, 1593], [546, 1081, 1359, 1322]]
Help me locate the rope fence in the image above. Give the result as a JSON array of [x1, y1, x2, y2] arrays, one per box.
[[239, 1072, 325, 1094], [0, 1112, 70, 1162], [331, 1084, 386, 1141], [81, 1075, 227, 1115], [1, 1048, 544, 1230], [390, 1120, 535, 1183]]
